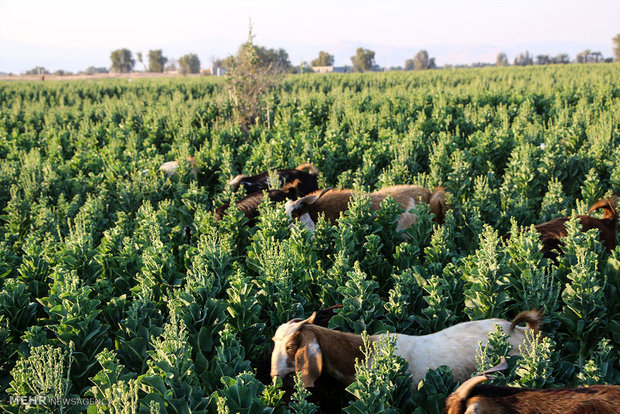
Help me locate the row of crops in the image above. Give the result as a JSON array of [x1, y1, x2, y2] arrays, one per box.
[[0, 64, 619, 413]]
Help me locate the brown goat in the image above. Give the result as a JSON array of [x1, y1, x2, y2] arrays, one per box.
[[535, 198, 617, 258], [228, 163, 319, 197], [445, 357, 620, 414], [215, 179, 302, 225], [284, 185, 448, 234]]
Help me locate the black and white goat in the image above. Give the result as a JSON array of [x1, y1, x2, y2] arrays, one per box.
[[215, 179, 302, 225], [228, 163, 319, 196]]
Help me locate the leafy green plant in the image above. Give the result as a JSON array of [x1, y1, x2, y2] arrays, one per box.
[[288, 373, 318, 414], [329, 262, 387, 334], [211, 372, 271, 414], [411, 366, 457, 414], [462, 225, 511, 319], [87, 349, 138, 414], [558, 217, 607, 361], [344, 332, 413, 413], [512, 330, 555, 388], [8, 343, 73, 412], [576, 338, 618, 385], [140, 312, 207, 412]]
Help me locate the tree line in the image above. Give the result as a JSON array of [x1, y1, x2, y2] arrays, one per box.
[[110, 49, 201, 74], [18, 33, 620, 76]]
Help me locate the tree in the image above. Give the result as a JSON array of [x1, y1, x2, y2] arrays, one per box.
[[136, 52, 147, 71], [413, 50, 436, 70], [216, 43, 293, 74], [165, 58, 178, 72], [590, 51, 603, 63], [536, 55, 551, 65], [614, 33, 620, 61], [513, 51, 533, 66], [110, 49, 135, 73], [576, 49, 590, 63], [239, 44, 292, 73], [311, 51, 334, 67], [266, 48, 293, 73], [84, 66, 108, 74], [225, 23, 282, 132], [24, 66, 49, 75], [552, 54, 570, 64], [404, 59, 414, 70], [496, 52, 509, 67], [351, 48, 376, 72], [216, 44, 293, 74], [148, 50, 168, 73], [298, 61, 313, 73], [178, 53, 201, 74]]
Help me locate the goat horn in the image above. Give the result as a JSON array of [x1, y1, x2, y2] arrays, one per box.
[[317, 187, 332, 199]]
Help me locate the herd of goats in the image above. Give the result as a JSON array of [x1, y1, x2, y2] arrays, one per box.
[[161, 158, 619, 413]]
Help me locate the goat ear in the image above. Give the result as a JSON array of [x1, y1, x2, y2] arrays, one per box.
[[228, 174, 247, 187], [289, 179, 302, 198], [297, 194, 318, 206], [295, 329, 322, 387], [287, 318, 304, 324], [305, 312, 317, 324]]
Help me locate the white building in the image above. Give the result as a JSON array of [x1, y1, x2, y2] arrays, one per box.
[[311, 66, 350, 74], [212, 66, 226, 76]]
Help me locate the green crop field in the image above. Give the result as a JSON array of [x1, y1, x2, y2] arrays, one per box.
[[0, 64, 619, 413]]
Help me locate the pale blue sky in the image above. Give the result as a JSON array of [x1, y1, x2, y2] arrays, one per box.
[[1, 0, 618, 73]]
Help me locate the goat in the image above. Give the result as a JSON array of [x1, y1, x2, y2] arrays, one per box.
[[535, 198, 617, 259], [159, 156, 198, 178], [445, 357, 620, 414], [215, 179, 302, 225], [271, 310, 541, 388], [284, 185, 448, 233], [228, 163, 319, 196]]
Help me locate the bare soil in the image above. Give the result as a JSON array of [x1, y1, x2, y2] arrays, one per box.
[[0, 71, 209, 82]]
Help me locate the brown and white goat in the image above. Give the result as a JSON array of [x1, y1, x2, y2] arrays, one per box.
[[271, 311, 541, 388], [535, 198, 617, 258], [215, 179, 302, 225], [228, 163, 319, 197], [284, 185, 448, 233], [160, 156, 198, 178], [445, 357, 620, 414]]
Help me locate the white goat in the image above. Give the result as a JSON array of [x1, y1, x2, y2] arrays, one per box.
[[271, 311, 541, 388]]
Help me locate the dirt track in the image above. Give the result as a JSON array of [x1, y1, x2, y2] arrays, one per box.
[[0, 71, 207, 81]]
